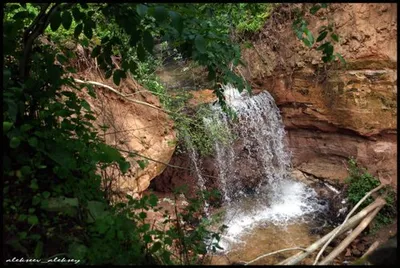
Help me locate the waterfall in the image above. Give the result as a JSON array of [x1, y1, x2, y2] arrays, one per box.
[[185, 84, 326, 251], [201, 84, 326, 251]]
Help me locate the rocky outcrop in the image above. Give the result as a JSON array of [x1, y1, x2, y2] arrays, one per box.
[[239, 3, 397, 187], [70, 68, 176, 198]]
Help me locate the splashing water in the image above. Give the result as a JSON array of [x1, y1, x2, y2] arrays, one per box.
[[201, 84, 326, 251]]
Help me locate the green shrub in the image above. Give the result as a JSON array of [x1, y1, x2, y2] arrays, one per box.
[[345, 158, 397, 233]]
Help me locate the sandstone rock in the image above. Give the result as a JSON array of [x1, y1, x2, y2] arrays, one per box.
[[70, 72, 176, 198], [239, 3, 397, 188]]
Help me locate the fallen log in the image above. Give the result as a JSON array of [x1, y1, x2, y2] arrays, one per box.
[[312, 184, 384, 264], [318, 202, 385, 265], [278, 197, 386, 265]]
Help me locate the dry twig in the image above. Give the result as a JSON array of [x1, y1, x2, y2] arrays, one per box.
[[244, 247, 307, 265], [319, 203, 385, 265]]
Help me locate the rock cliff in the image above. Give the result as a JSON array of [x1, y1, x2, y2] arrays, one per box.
[[239, 3, 397, 186]]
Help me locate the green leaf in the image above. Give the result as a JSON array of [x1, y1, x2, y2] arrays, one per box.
[[13, 11, 30, 20], [42, 191, 51, 199], [143, 234, 152, 243], [207, 66, 216, 80], [105, 69, 113, 79], [164, 237, 173, 246], [195, 35, 206, 53], [113, 69, 126, 86], [154, 6, 167, 23], [81, 100, 91, 111], [72, 7, 84, 21], [321, 3, 328, 8], [170, 11, 183, 34], [74, 23, 83, 39], [61, 11, 73, 30], [305, 28, 314, 45], [56, 54, 68, 64], [32, 196, 41, 206], [84, 24, 93, 39], [317, 42, 329, 51], [28, 215, 39, 225], [137, 159, 148, 170], [331, 33, 339, 42], [303, 38, 312, 48], [21, 124, 33, 132], [50, 11, 62, 32], [142, 31, 154, 53], [91, 46, 101, 58], [136, 4, 148, 17], [84, 114, 96, 120], [129, 61, 138, 74], [150, 241, 162, 253], [310, 4, 321, 15], [148, 194, 158, 207], [336, 53, 346, 66], [34, 241, 43, 259], [139, 211, 147, 219], [21, 166, 32, 176], [28, 137, 38, 147], [316, 31, 328, 42], [10, 137, 21, 148], [325, 42, 334, 56], [97, 143, 122, 163], [119, 161, 130, 174], [68, 243, 87, 260], [3, 121, 13, 133], [87, 201, 109, 222], [30, 179, 39, 191], [137, 43, 146, 62], [322, 55, 331, 63]]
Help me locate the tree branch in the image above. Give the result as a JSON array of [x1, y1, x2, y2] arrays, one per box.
[[318, 203, 385, 265], [73, 78, 173, 115], [23, 3, 51, 43], [244, 247, 307, 265], [117, 148, 219, 180], [278, 197, 386, 265], [20, 3, 61, 81], [312, 184, 384, 265]]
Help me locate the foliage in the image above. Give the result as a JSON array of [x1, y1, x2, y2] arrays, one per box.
[[3, 2, 346, 264], [233, 4, 277, 34], [292, 3, 346, 65], [3, 2, 235, 264], [175, 104, 236, 157], [344, 158, 397, 233]]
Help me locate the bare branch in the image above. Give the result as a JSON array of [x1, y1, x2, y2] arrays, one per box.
[[361, 241, 380, 259], [73, 78, 173, 114], [244, 247, 307, 265], [312, 184, 384, 265], [279, 197, 386, 265], [117, 148, 219, 180], [319, 203, 385, 265], [23, 3, 51, 43]]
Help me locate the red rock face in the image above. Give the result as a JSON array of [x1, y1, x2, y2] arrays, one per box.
[[153, 3, 397, 192], [238, 3, 397, 187]]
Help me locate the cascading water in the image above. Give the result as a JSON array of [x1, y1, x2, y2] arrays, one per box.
[[198, 84, 326, 251], [183, 135, 210, 215]]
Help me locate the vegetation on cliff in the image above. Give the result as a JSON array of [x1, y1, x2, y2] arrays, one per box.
[[4, 3, 349, 265]]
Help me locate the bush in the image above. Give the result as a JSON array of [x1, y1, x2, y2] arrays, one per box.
[[345, 158, 397, 233]]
